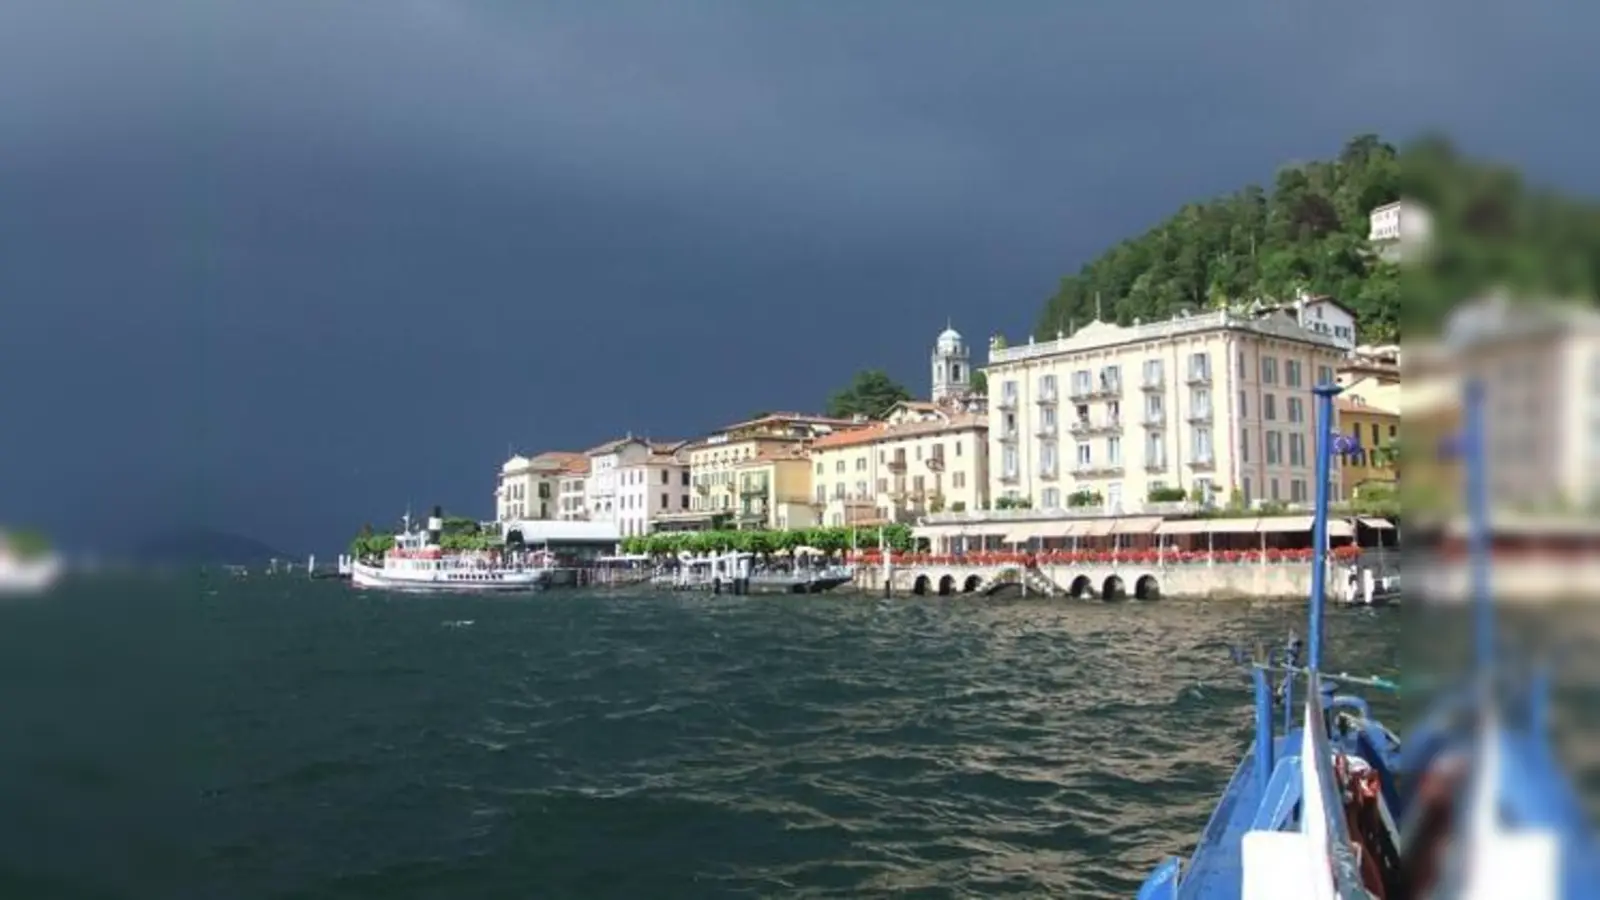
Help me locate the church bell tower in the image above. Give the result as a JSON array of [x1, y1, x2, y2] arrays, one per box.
[[931, 323, 970, 403]]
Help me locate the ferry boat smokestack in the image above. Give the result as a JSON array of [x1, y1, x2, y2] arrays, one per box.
[[426, 505, 443, 547]]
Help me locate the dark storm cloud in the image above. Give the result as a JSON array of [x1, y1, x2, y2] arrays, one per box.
[[0, 1, 1593, 551]]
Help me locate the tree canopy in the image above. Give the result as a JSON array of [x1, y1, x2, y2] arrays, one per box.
[[826, 369, 913, 419], [620, 524, 913, 557], [1035, 133, 1600, 343]]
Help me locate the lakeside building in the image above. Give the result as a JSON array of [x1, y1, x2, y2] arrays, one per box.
[[979, 308, 1347, 518], [558, 456, 589, 521], [1336, 395, 1399, 500], [1419, 295, 1600, 509], [614, 440, 692, 537], [654, 413, 855, 532], [806, 326, 990, 526], [495, 451, 585, 522], [1368, 198, 1432, 263], [582, 437, 690, 537]]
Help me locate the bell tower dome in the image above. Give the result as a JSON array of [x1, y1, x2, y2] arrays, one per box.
[[931, 323, 970, 403]]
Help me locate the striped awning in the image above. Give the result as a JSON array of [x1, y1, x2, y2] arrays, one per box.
[[1079, 518, 1118, 537], [1204, 517, 1262, 534], [1156, 518, 1213, 535], [1258, 515, 1316, 532], [1111, 516, 1163, 535]]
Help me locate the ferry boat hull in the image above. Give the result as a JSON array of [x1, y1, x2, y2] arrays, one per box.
[[349, 561, 548, 593], [0, 554, 63, 595]]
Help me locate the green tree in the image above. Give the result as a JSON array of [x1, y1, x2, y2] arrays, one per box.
[[1033, 133, 1600, 342], [970, 370, 988, 396], [826, 369, 913, 420]]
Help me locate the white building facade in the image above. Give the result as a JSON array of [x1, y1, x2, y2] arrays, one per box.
[[984, 310, 1347, 514], [614, 441, 693, 537], [1294, 294, 1359, 354]]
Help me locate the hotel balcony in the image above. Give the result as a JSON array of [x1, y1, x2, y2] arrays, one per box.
[[1071, 462, 1125, 478], [1085, 379, 1123, 400], [925, 454, 945, 471], [1144, 457, 1168, 473], [1068, 385, 1094, 402], [1185, 369, 1213, 386], [1070, 417, 1122, 436], [997, 394, 1018, 410], [1141, 412, 1165, 428], [1035, 390, 1057, 405], [1142, 374, 1165, 391], [1035, 423, 1058, 439], [1038, 465, 1059, 481], [888, 456, 908, 472], [998, 428, 1019, 443], [1187, 454, 1216, 470], [1186, 408, 1214, 424], [999, 469, 1020, 483]]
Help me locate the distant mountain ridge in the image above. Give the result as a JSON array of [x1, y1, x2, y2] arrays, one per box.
[[128, 529, 291, 565]]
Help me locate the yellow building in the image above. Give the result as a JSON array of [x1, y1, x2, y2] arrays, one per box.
[[807, 400, 989, 526], [1335, 396, 1399, 500], [495, 451, 584, 522], [982, 308, 1348, 513], [654, 412, 854, 531]]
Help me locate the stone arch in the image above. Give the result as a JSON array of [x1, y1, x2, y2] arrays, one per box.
[[912, 574, 931, 596], [1101, 575, 1126, 601], [962, 574, 983, 593], [938, 574, 956, 596], [1069, 574, 1096, 599], [1135, 574, 1161, 601]]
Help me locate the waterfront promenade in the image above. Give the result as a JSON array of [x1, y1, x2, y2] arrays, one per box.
[[848, 546, 1361, 600]]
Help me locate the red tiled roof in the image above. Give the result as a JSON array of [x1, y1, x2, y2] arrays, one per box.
[[809, 413, 986, 451]]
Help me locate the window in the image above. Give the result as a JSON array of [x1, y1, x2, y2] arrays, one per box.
[[1290, 479, 1307, 503], [1100, 365, 1121, 391], [1002, 446, 1018, 477], [815, 462, 824, 475], [1188, 352, 1211, 380], [1317, 365, 1334, 386], [1241, 427, 1251, 463], [1243, 476, 1253, 506], [1266, 431, 1283, 465], [1286, 360, 1303, 387], [1145, 431, 1165, 467], [1076, 442, 1092, 466], [1041, 442, 1058, 473], [856, 480, 867, 497], [833, 483, 846, 500], [1264, 394, 1277, 421], [856, 457, 867, 471], [680, 495, 689, 509], [1040, 374, 1057, 398], [1239, 390, 1248, 419], [1238, 351, 1246, 377], [1144, 358, 1164, 385], [1288, 397, 1304, 423], [953, 472, 966, 488], [1073, 369, 1092, 395], [815, 485, 826, 503], [835, 460, 845, 473], [660, 492, 668, 508], [1107, 436, 1122, 466], [1270, 478, 1281, 501], [1192, 388, 1212, 418], [877, 478, 888, 492], [1262, 356, 1279, 384], [1043, 487, 1061, 509], [681, 471, 689, 486], [1289, 433, 1306, 466], [956, 440, 963, 456], [1042, 406, 1057, 430], [1192, 427, 1214, 461], [1145, 392, 1164, 421]]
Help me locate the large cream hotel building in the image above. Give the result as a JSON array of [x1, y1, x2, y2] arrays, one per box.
[[983, 309, 1347, 513]]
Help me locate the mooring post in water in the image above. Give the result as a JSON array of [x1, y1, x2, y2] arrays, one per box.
[[1308, 382, 1341, 675], [1253, 666, 1274, 795]]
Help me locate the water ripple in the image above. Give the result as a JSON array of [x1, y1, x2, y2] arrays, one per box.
[[0, 580, 1411, 899]]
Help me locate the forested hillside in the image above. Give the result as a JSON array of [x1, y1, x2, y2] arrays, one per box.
[[1035, 134, 1600, 342]]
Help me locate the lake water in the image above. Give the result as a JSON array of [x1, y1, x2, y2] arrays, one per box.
[[0, 576, 1414, 898]]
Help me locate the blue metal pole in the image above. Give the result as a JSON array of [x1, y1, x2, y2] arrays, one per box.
[[1308, 383, 1341, 674], [1253, 667, 1274, 795], [1464, 377, 1493, 673]]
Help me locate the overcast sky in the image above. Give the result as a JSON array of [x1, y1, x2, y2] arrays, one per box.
[[1, 0, 1593, 553]]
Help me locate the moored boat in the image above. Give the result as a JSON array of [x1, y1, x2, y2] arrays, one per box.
[[350, 508, 549, 594]]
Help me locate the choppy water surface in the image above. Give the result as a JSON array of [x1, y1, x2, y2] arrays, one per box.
[[0, 578, 1401, 898]]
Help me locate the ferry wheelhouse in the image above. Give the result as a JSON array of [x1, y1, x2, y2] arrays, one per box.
[[349, 510, 549, 594]]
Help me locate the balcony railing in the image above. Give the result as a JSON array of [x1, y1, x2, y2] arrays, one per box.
[[1186, 370, 1213, 385], [1070, 417, 1122, 435], [1072, 462, 1125, 477], [1036, 423, 1059, 439], [1186, 408, 1214, 424], [999, 429, 1019, 443], [1086, 379, 1123, 399], [1036, 390, 1057, 405], [1142, 373, 1165, 391], [1188, 454, 1216, 470], [998, 469, 1020, 483], [997, 394, 1018, 410], [919, 499, 1206, 525], [1141, 412, 1165, 428], [1068, 384, 1094, 401], [1144, 457, 1168, 472], [925, 454, 945, 471], [1038, 465, 1059, 480]]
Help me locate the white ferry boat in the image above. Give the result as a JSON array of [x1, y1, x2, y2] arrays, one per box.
[[0, 533, 62, 596], [349, 510, 549, 594]]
